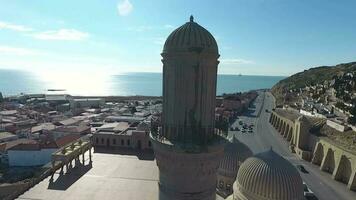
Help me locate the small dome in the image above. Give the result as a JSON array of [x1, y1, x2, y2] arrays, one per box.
[[234, 149, 304, 200], [218, 137, 252, 177], [163, 15, 218, 54]]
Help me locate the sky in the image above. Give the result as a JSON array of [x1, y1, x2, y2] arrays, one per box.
[[0, 0, 355, 76]]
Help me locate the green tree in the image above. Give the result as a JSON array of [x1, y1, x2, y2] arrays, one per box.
[[348, 106, 356, 125]]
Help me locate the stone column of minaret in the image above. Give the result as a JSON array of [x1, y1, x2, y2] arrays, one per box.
[[150, 16, 226, 200]]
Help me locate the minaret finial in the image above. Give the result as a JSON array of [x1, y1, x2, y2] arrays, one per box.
[[190, 15, 194, 22]]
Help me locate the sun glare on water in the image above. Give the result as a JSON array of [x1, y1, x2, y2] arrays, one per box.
[[34, 71, 115, 96]]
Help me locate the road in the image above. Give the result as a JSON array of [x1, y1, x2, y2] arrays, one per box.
[[229, 91, 356, 200]]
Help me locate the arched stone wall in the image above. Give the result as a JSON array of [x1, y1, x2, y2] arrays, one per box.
[[287, 127, 293, 142], [312, 143, 324, 166], [280, 122, 285, 134], [269, 112, 296, 143], [334, 155, 352, 184], [269, 111, 356, 192], [321, 148, 336, 174], [283, 124, 290, 138]]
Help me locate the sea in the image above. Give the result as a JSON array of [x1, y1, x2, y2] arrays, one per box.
[[0, 69, 285, 97]]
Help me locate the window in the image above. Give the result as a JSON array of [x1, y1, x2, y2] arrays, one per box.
[[121, 139, 124, 146], [148, 141, 152, 147], [96, 138, 99, 144], [127, 139, 130, 146], [101, 138, 104, 144], [113, 139, 116, 145]]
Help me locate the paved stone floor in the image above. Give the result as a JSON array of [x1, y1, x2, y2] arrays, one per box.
[[18, 149, 225, 200], [18, 150, 159, 200]]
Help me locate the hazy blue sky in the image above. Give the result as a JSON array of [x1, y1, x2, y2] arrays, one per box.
[[0, 0, 355, 76]]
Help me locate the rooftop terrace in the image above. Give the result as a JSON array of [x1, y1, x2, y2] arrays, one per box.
[[18, 150, 159, 200]]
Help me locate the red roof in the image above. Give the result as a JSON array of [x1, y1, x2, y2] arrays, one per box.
[[1, 139, 38, 152], [7, 140, 40, 151], [55, 134, 81, 148], [5, 135, 81, 151]]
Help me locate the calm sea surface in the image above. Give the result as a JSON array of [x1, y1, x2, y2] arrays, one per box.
[[0, 69, 285, 96]]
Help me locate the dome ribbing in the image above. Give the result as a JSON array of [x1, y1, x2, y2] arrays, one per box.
[[234, 149, 304, 200], [163, 16, 218, 54]]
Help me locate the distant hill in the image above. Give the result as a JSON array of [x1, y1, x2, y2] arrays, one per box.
[[271, 61, 356, 104]]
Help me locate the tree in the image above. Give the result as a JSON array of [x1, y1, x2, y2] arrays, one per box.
[[0, 92, 3, 102], [130, 106, 137, 114], [348, 106, 356, 125]]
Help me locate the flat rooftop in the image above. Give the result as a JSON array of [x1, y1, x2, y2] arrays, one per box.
[[17, 149, 225, 200], [18, 150, 159, 200]]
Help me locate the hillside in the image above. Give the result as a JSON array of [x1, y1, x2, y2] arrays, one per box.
[[271, 61, 356, 105]]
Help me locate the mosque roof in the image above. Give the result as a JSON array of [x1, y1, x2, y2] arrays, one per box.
[[234, 149, 304, 200], [218, 136, 252, 177]]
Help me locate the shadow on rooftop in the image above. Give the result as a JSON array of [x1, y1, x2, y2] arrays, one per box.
[[47, 161, 92, 191], [93, 147, 155, 161]]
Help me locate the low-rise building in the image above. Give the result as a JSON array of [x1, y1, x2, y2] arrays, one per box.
[[0, 132, 18, 143], [92, 122, 152, 150], [7, 134, 81, 167], [69, 98, 105, 109]]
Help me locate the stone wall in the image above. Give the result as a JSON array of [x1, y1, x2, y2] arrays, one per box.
[[269, 110, 356, 191], [92, 131, 152, 150], [311, 138, 356, 190], [326, 119, 348, 132]]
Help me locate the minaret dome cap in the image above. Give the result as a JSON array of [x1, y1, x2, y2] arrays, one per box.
[[163, 16, 218, 54]]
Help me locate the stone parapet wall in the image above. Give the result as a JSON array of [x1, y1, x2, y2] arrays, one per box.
[[269, 110, 356, 191], [151, 134, 225, 200], [311, 138, 356, 190], [326, 119, 348, 132]]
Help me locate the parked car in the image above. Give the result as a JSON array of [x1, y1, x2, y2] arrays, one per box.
[[297, 165, 309, 174], [303, 182, 318, 199]]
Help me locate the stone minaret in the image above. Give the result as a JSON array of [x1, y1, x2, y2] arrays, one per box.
[[150, 16, 226, 200]]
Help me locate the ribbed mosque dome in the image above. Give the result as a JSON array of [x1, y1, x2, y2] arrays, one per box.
[[234, 149, 304, 200], [218, 137, 252, 178], [163, 15, 218, 54]]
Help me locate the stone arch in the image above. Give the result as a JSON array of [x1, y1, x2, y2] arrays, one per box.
[[273, 115, 278, 127], [279, 121, 285, 134], [278, 119, 283, 131], [276, 118, 280, 130], [312, 143, 324, 166], [287, 127, 293, 142], [282, 122, 287, 135], [292, 123, 300, 146], [334, 155, 352, 184], [269, 114, 273, 123], [322, 148, 336, 174], [284, 124, 290, 137]]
